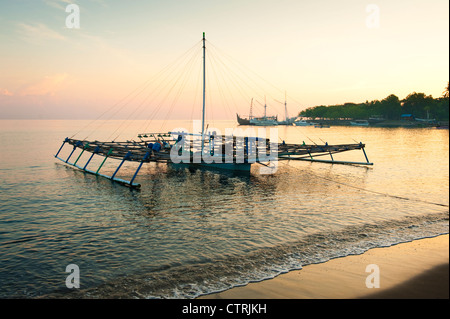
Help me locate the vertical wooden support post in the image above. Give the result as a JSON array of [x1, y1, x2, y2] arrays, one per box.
[[83, 146, 100, 171], [73, 143, 89, 166], [328, 144, 334, 162], [362, 147, 370, 163], [323, 142, 334, 161], [244, 137, 248, 157], [65, 141, 82, 163], [96, 148, 113, 175], [210, 134, 215, 156], [359, 142, 370, 163], [55, 137, 69, 158], [111, 151, 132, 180], [129, 151, 151, 186]]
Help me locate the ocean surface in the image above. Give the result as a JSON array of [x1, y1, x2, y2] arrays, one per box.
[[0, 119, 448, 298]]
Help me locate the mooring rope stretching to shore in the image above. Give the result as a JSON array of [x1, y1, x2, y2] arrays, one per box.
[[281, 161, 449, 208]]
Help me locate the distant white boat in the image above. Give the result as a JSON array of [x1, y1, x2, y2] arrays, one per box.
[[368, 116, 385, 124], [415, 118, 436, 123], [294, 119, 315, 126], [250, 116, 278, 126], [350, 120, 369, 126]]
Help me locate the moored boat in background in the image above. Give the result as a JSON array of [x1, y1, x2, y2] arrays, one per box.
[[294, 119, 315, 126], [350, 120, 369, 126]]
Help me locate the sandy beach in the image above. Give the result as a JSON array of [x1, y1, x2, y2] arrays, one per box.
[[200, 234, 449, 299]]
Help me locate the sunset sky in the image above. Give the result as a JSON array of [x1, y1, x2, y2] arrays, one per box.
[[0, 0, 448, 120]]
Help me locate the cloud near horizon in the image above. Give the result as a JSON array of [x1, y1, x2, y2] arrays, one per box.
[[0, 88, 14, 96], [17, 73, 69, 96]]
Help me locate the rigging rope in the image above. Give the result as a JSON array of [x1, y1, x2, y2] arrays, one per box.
[[205, 41, 328, 145], [280, 161, 449, 208], [71, 37, 370, 151], [205, 46, 235, 121], [158, 45, 203, 133], [70, 40, 203, 141], [140, 45, 203, 135], [189, 64, 202, 122], [205, 42, 370, 147]]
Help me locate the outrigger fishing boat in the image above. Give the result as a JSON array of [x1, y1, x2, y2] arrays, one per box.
[[54, 33, 373, 188]]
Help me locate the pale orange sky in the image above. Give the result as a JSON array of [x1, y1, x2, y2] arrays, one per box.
[[0, 0, 448, 119]]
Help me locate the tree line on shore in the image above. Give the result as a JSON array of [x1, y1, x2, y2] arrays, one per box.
[[299, 82, 449, 121]]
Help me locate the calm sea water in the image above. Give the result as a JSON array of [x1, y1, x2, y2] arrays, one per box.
[[0, 119, 448, 298]]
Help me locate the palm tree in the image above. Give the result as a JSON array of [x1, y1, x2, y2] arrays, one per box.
[[443, 82, 449, 98]]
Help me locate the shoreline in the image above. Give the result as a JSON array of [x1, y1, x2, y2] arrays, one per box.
[[199, 234, 449, 299]]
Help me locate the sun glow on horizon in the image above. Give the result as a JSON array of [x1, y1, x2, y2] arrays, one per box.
[[0, 0, 448, 120]]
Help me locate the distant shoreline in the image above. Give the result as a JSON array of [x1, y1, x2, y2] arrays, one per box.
[[298, 119, 449, 128]]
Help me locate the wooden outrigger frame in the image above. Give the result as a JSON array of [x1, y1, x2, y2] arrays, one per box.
[[277, 142, 373, 166], [54, 33, 372, 188], [54, 133, 372, 188]]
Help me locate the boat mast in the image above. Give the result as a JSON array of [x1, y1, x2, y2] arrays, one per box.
[[201, 32, 206, 151], [284, 91, 288, 121], [264, 96, 267, 119]]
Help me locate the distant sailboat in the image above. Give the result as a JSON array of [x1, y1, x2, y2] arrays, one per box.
[[275, 94, 296, 125], [250, 98, 278, 126], [237, 98, 278, 126], [238, 94, 300, 126]]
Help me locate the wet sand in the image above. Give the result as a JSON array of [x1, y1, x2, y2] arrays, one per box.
[[200, 234, 449, 299]]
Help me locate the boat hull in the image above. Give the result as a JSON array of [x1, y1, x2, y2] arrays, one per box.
[[250, 117, 278, 126], [171, 162, 252, 172], [236, 114, 252, 125], [251, 122, 278, 126], [350, 121, 369, 126], [294, 120, 315, 126]]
